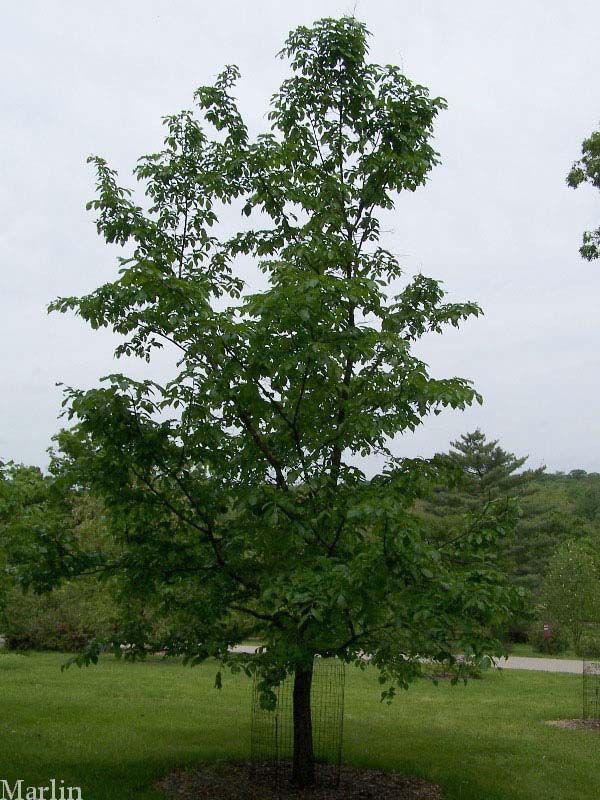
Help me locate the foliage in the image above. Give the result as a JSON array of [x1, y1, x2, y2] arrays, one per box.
[[433, 429, 534, 504], [416, 430, 542, 593], [506, 470, 600, 601], [540, 538, 600, 647], [0, 459, 75, 612], [0, 467, 119, 651], [417, 435, 600, 599], [567, 126, 600, 260], [575, 627, 600, 659], [2, 579, 116, 652], [568, 470, 600, 524], [528, 619, 571, 655], [511, 474, 585, 595], [0, 462, 13, 608], [39, 17, 521, 783]]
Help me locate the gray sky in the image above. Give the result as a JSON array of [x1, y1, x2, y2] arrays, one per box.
[[2, 0, 599, 473]]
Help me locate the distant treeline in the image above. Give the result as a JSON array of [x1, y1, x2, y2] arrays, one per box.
[[2, 434, 600, 653]]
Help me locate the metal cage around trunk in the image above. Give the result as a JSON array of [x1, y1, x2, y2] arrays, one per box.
[[250, 657, 345, 789]]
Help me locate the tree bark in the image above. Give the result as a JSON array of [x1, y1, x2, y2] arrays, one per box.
[[291, 661, 315, 786]]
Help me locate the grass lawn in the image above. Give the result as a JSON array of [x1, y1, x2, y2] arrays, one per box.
[[0, 651, 596, 800]]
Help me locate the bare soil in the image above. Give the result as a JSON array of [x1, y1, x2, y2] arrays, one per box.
[[544, 719, 600, 731], [158, 761, 442, 799]]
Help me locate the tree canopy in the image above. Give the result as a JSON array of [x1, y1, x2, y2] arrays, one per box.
[[36, 17, 521, 785], [426, 429, 537, 507], [0, 459, 76, 600]]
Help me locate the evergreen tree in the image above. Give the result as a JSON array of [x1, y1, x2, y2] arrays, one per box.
[[421, 429, 540, 515], [419, 434, 600, 599], [446, 429, 530, 497], [417, 430, 544, 595]]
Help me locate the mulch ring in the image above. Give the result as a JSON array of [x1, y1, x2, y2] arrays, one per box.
[[545, 719, 600, 731], [157, 761, 442, 799]]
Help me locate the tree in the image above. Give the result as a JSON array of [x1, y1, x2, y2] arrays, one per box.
[[0, 481, 118, 652], [43, 18, 519, 786], [446, 429, 534, 497], [569, 471, 600, 524], [567, 126, 600, 260], [417, 431, 545, 590], [0, 461, 16, 610], [0, 459, 77, 600], [514, 480, 580, 594], [541, 539, 600, 648], [424, 429, 536, 510]]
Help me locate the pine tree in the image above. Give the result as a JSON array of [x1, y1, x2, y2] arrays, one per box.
[[417, 430, 544, 595]]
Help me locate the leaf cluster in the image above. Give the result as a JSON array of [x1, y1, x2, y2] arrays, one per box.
[[567, 126, 600, 260]]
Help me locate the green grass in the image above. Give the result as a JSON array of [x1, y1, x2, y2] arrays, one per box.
[[0, 652, 595, 800], [508, 643, 580, 660]]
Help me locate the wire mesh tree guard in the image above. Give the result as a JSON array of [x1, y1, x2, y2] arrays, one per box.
[[250, 657, 345, 788], [581, 622, 600, 721], [583, 660, 600, 721]]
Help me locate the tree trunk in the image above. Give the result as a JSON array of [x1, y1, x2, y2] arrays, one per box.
[[291, 661, 315, 786]]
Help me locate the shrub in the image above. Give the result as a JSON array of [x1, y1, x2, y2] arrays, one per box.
[[528, 620, 571, 655], [1, 579, 117, 652], [575, 629, 600, 659]]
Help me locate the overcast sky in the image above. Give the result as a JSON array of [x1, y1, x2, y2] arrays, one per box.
[[2, 0, 599, 474]]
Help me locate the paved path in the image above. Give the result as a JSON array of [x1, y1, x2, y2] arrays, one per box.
[[232, 646, 583, 674], [494, 656, 582, 674]]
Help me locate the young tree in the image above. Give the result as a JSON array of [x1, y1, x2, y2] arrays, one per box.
[[541, 539, 600, 648], [567, 126, 600, 261], [44, 18, 519, 786]]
